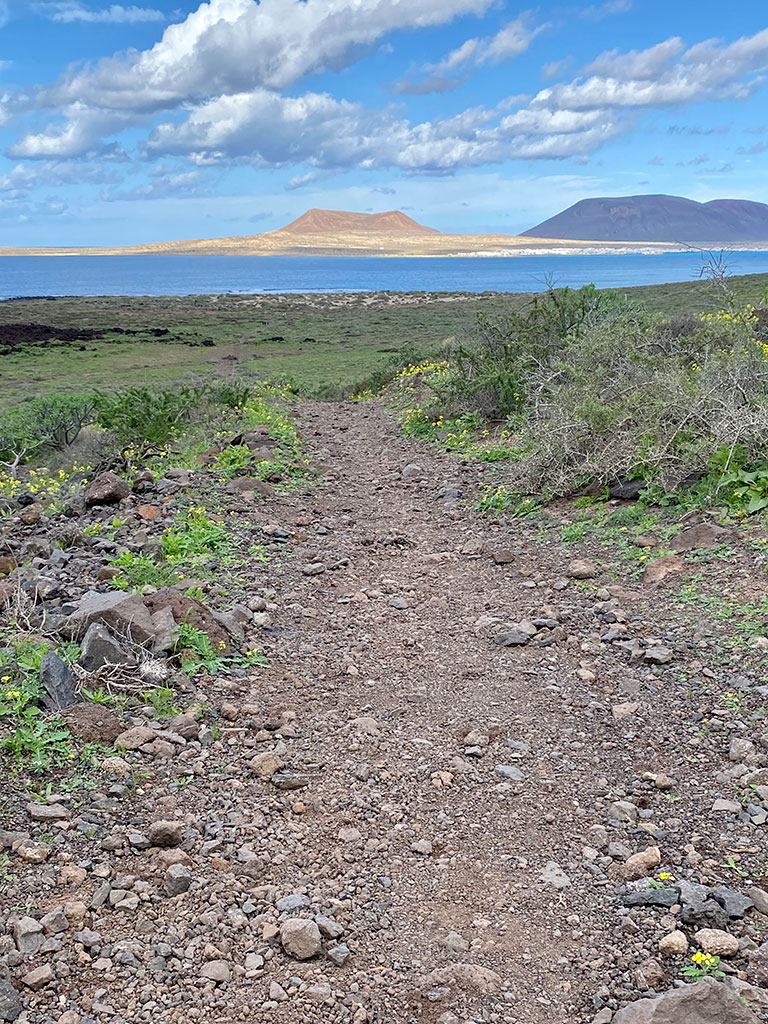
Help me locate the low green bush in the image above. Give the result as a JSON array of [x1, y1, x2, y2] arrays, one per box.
[[93, 384, 209, 445], [0, 394, 96, 470], [398, 280, 768, 504]]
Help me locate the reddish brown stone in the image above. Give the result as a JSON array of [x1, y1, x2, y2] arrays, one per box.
[[143, 592, 231, 653], [137, 504, 162, 521]]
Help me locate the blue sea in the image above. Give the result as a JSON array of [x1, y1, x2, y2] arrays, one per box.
[[1, 251, 768, 298]]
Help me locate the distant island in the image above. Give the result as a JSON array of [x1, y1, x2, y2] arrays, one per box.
[[2, 199, 768, 258], [279, 208, 439, 234], [523, 194, 768, 243]]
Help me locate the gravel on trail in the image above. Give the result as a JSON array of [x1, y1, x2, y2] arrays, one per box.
[[3, 399, 768, 1024]]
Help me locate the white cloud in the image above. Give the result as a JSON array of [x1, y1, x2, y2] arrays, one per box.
[[421, 14, 547, 77], [532, 29, 768, 112], [103, 169, 202, 200], [396, 13, 548, 95], [582, 38, 685, 79], [542, 58, 570, 80], [33, 0, 495, 113], [143, 85, 618, 173], [0, 2, 9, 28], [0, 160, 121, 192], [13, 0, 498, 159], [6, 0, 768, 184], [580, 0, 632, 20], [9, 103, 136, 158], [38, 2, 165, 22]]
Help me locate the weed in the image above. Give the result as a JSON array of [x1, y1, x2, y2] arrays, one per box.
[[721, 855, 750, 878], [108, 551, 181, 591], [561, 522, 588, 543], [142, 686, 180, 720], [0, 853, 12, 882], [215, 444, 253, 478], [162, 506, 228, 564], [82, 687, 112, 706], [721, 690, 744, 713], [174, 622, 267, 676], [2, 715, 73, 772], [473, 486, 540, 517], [682, 952, 725, 980]]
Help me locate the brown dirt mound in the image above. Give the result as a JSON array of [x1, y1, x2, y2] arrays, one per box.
[[277, 208, 439, 234]]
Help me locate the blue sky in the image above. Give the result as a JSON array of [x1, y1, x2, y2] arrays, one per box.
[[0, 0, 767, 245]]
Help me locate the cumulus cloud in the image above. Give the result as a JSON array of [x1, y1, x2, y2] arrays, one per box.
[[143, 86, 619, 173], [9, 104, 137, 159], [37, 2, 165, 22], [531, 29, 768, 113], [5, 0, 768, 184], [33, 0, 495, 111]]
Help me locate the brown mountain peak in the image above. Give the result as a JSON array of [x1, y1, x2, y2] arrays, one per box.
[[277, 208, 439, 234]]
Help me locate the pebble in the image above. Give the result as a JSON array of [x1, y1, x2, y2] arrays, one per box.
[[568, 558, 597, 579], [658, 930, 688, 956], [494, 764, 524, 781], [540, 861, 571, 889], [22, 965, 53, 991], [165, 863, 192, 896], [200, 960, 231, 983], [694, 928, 740, 956], [280, 919, 322, 960]]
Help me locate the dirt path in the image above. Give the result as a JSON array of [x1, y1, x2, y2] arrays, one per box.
[[9, 399, 767, 1024], [233, 400, 621, 1023]]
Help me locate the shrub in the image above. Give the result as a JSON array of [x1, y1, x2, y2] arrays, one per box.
[[0, 394, 96, 472], [400, 280, 768, 503], [505, 315, 768, 497], [425, 285, 648, 418], [93, 384, 208, 445]]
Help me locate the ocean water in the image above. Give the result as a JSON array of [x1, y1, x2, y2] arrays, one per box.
[[1, 251, 768, 299]]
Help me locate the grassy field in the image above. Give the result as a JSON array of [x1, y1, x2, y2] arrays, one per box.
[[1, 273, 766, 411]]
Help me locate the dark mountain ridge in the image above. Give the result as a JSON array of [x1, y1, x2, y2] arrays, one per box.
[[523, 194, 768, 242]]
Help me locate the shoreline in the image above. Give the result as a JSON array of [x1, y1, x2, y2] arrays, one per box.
[[3, 245, 768, 259]]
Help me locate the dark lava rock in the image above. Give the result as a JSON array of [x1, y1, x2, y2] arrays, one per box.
[[39, 651, 78, 710], [0, 980, 21, 1022], [493, 630, 531, 647], [79, 622, 135, 671], [624, 888, 679, 909]]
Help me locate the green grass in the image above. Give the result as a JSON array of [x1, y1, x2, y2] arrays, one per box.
[[3, 274, 767, 411]]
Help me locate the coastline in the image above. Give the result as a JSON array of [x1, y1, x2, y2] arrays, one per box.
[[4, 231, 768, 260]]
